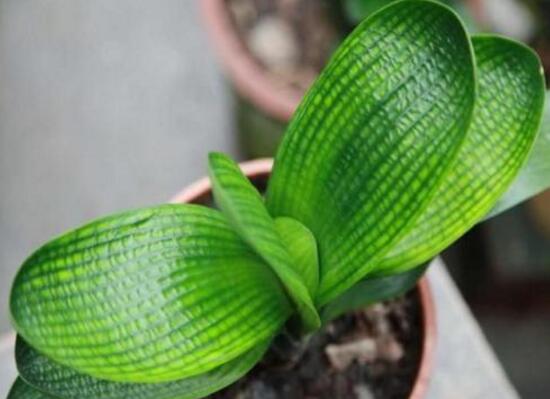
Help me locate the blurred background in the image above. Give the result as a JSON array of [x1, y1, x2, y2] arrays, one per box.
[[0, 0, 549, 397]]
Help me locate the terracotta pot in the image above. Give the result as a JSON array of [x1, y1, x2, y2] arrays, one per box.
[[528, 189, 550, 239], [200, 0, 300, 122], [464, 0, 485, 25], [200, 0, 300, 157], [171, 158, 437, 399]]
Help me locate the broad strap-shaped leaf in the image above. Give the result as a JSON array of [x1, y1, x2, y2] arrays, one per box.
[[320, 263, 428, 323], [378, 35, 546, 273], [486, 91, 550, 219], [8, 378, 58, 399], [10, 204, 291, 383], [208, 153, 320, 332], [266, 0, 476, 305], [14, 336, 268, 399]]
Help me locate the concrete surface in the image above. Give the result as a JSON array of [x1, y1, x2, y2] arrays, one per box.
[[0, 1, 517, 398], [425, 260, 519, 399]]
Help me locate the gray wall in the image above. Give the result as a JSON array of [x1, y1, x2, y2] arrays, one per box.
[[0, 0, 236, 333]]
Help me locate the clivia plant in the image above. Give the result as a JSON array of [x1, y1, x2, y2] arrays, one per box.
[[6, 1, 550, 398]]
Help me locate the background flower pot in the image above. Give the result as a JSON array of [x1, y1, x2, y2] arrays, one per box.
[[463, 0, 550, 84], [171, 158, 436, 399], [200, 0, 482, 158], [200, 0, 317, 158]]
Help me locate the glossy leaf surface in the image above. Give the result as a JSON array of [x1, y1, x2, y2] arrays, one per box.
[[208, 152, 320, 332], [15, 336, 268, 399], [486, 91, 550, 218], [266, 0, 476, 305], [10, 204, 291, 383], [379, 35, 546, 272]]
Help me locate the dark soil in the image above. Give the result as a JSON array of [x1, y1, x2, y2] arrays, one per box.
[[227, 0, 342, 92], [209, 292, 423, 399]]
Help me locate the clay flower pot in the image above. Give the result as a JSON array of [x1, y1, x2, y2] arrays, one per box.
[[171, 158, 436, 399], [200, 0, 302, 157]]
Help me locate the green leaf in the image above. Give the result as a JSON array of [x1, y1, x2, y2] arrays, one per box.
[[15, 336, 268, 399], [321, 263, 428, 323], [8, 378, 58, 399], [10, 204, 291, 383], [208, 152, 320, 332], [378, 35, 546, 273], [274, 217, 319, 296], [266, 0, 476, 305], [486, 91, 550, 219]]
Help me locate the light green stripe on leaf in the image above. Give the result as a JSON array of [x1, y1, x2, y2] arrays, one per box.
[[10, 204, 291, 383], [378, 35, 546, 273], [266, 0, 476, 305]]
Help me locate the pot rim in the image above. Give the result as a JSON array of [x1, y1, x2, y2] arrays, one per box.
[[170, 158, 437, 399]]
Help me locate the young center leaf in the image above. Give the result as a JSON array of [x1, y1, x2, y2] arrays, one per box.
[[377, 35, 546, 273], [274, 217, 319, 297], [208, 152, 320, 332], [10, 205, 292, 383], [266, 0, 476, 305]]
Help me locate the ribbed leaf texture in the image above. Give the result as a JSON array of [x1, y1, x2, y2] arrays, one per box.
[[13, 336, 267, 399], [378, 35, 546, 273], [266, 0, 477, 305], [10, 205, 291, 383], [8, 1, 548, 398]]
